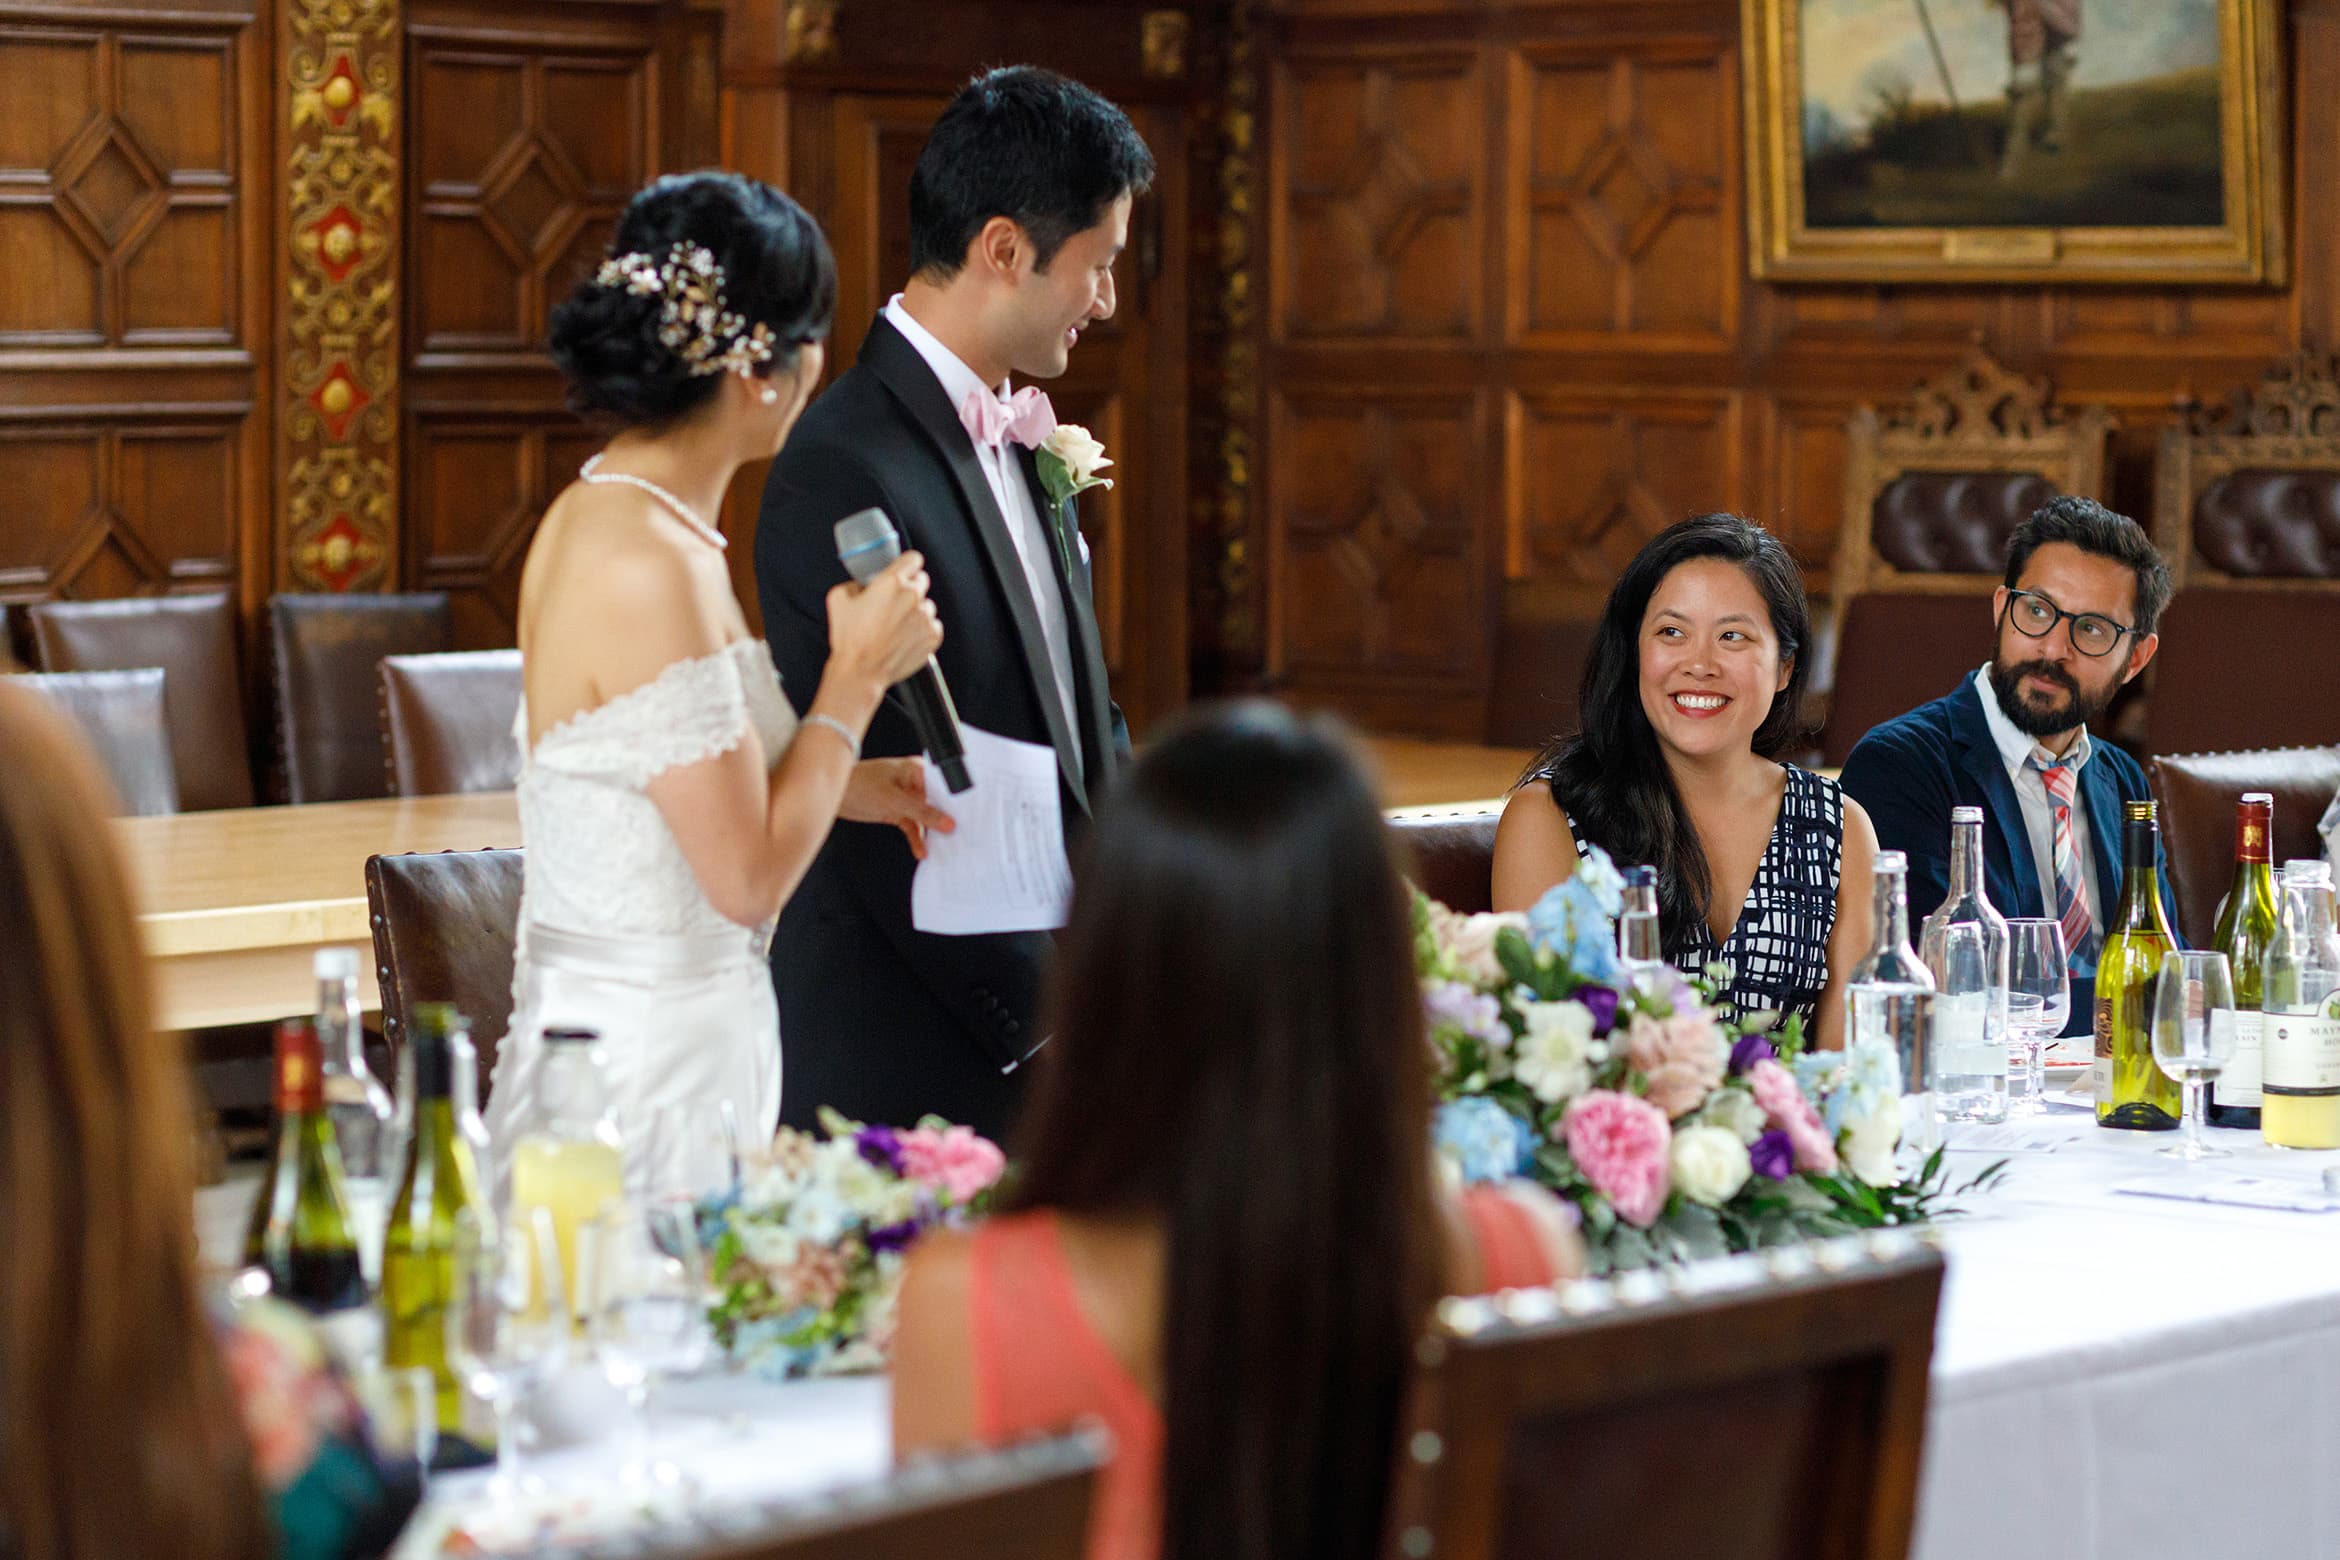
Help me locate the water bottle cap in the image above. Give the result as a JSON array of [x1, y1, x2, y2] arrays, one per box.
[[1950, 806, 1984, 824], [1874, 850, 1907, 872], [1622, 865, 1656, 887], [314, 946, 358, 980], [2282, 859, 2333, 886], [543, 1026, 600, 1045]]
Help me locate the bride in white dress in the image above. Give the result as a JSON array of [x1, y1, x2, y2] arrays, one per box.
[[485, 172, 950, 1200]]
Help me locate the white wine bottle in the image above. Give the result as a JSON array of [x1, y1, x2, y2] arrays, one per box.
[[2208, 794, 2277, 1130], [2263, 859, 2340, 1150], [2095, 800, 2178, 1131]]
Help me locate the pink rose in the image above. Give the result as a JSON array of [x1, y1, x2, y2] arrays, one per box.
[[775, 1244, 848, 1311], [1561, 1090, 1673, 1228], [1435, 906, 1527, 987], [898, 1125, 1007, 1202], [1747, 1059, 1838, 1174], [1624, 1009, 1726, 1119]]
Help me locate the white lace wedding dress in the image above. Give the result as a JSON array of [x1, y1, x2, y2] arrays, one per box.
[[485, 638, 796, 1202]]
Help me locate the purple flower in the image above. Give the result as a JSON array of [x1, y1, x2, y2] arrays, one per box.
[[867, 1219, 925, 1254], [1729, 1034, 1777, 1076], [1578, 984, 1621, 1036], [854, 1124, 906, 1174], [1749, 1129, 1795, 1181]]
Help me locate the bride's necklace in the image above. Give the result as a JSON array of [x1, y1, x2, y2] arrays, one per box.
[[578, 452, 727, 552]]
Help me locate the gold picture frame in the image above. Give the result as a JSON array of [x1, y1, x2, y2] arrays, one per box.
[[1743, 0, 2285, 285]]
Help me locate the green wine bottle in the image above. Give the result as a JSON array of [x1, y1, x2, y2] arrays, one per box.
[[2208, 793, 2277, 1129], [244, 1018, 370, 1310], [381, 1003, 490, 1433], [2095, 800, 2180, 1131]]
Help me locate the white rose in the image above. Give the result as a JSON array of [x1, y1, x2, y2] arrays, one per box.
[[1841, 1095, 1905, 1187], [1669, 1124, 1753, 1207], [1041, 423, 1114, 487], [738, 1222, 802, 1270], [1699, 1087, 1768, 1145], [1515, 1000, 1596, 1104], [1446, 910, 1526, 987]]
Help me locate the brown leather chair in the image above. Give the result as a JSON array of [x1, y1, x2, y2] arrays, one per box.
[[364, 847, 524, 1095], [0, 602, 29, 670], [1816, 592, 1992, 767], [7, 668, 180, 816], [28, 592, 255, 810], [1392, 808, 1502, 916], [592, 1432, 1103, 1560], [271, 592, 452, 803], [378, 649, 523, 796], [1384, 1233, 1944, 1560], [2148, 745, 2340, 948]]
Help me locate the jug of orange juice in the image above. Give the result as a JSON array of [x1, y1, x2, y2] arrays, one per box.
[[507, 1026, 623, 1321]]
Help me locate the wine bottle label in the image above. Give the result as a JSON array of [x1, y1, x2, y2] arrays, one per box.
[[2263, 999, 2340, 1096], [2091, 998, 2115, 1104], [1931, 992, 2003, 1075], [2215, 1010, 2264, 1106]]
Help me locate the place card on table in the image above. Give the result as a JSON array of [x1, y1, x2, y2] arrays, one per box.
[[2113, 1175, 2340, 1214]]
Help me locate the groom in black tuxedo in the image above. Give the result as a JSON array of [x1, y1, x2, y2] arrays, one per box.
[[755, 68, 1152, 1141]]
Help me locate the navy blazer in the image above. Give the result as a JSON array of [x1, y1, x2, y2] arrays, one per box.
[[1838, 674, 2178, 1037]]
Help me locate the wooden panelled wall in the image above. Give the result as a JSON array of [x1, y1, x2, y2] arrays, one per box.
[[1247, 0, 2340, 740]]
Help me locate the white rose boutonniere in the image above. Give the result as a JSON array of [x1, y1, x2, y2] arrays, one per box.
[[1035, 423, 1115, 509]]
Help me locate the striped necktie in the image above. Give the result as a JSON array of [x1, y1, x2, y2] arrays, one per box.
[[2030, 748, 2097, 970]]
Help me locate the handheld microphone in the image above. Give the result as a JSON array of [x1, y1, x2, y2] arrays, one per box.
[[833, 507, 973, 794]]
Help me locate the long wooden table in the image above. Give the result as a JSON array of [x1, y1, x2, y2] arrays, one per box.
[[118, 791, 522, 1032], [116, 738, 1530, 1034]]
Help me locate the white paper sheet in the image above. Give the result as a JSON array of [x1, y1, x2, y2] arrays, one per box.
[[910, 723, 1073, 936]]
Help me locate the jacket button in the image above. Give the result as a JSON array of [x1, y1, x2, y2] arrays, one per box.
[[1003, 1018, 1022, 1037]]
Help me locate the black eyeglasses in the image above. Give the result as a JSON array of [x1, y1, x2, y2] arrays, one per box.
[[2002, 589, 2136, 658]]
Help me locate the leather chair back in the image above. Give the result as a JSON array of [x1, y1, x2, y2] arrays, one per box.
[[586, 1434, 1104, 1560], [2147, 745, 2340, 947], [28, 592, 254, 809], [2141, 590, 2340, 758], [1817, 592, 1991, 768], [7, 668, 180, 815], [1392, 808, 1502, 915], [364, 847, 524, 1093], [271, 593, 451, 803], [0, 602, 29, 670], [379, 649, 523, 796], [1384, 1234, 1944, 1560], [2152, 350, 2340, 591]]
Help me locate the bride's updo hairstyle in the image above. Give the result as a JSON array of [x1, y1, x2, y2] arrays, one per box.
[[548, 170, 835, 431]]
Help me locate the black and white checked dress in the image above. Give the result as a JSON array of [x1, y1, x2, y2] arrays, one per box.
[[1570, 766, 1845, 1035]]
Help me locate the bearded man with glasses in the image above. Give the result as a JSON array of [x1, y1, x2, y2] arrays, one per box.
[[1841, 496, 2178, 1038]]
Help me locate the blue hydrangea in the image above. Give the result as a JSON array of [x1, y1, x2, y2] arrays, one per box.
[[1792, 1041, 1902, 1135], [1434, 1097, 1535, 1184], [1527, 875, 1622, 987]]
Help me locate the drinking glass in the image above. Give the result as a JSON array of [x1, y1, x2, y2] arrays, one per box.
[[582, 1197, 712, 1488], [2005, 920, 2071, 1117], [447, 1207, 570, 1504], [349, 1363, 439, 1486], [2152, 949, 2238, 1161]]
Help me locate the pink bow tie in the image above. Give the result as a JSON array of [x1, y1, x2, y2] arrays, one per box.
[[958, 385, 1056, 450]]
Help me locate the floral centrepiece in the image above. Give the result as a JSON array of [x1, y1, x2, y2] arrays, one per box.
[[1419, 849, 1986, 1271], [698, 1109, 1004, 1378]]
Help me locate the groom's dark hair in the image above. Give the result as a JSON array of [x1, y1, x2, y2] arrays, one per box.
[[909, 66, 1154, 279]]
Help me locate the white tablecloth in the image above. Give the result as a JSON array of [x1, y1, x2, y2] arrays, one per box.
[[378, 1102, 2340, 1557]]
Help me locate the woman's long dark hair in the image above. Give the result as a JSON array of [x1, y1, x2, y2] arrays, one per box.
[[1010, 701, 1438, 1560], [1530, 512, 1813, 958]]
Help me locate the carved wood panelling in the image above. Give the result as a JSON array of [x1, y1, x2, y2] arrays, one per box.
[[0, 27, 241, 348], [1270, 389, 1488, 681], [1271, 50, 1481, 341], [405, 416, 599, 646], [0, 424, 239, 598], [1510, 43, 1733, 350], [1506, 390, 1743, 588]]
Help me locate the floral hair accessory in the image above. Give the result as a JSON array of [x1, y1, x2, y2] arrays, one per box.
[[594, 242, 778, 378]]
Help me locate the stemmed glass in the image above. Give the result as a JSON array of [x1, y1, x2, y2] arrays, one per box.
[[581, 1197, 713, 1488], [447, 1206, 570, 1504], [2005, 920, 2072, 1117], [2152, 949, 2238, 1161]]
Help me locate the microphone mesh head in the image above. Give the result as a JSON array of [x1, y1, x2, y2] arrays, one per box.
[[832, 508, 900, 582]]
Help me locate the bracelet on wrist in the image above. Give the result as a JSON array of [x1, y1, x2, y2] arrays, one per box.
[[801, 712, 863, 760]]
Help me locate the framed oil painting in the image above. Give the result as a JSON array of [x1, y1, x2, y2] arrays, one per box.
[[1743, 0, 2285, 283]]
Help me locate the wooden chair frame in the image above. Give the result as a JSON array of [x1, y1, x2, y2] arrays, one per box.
[[2152, 348, 2340, 592]]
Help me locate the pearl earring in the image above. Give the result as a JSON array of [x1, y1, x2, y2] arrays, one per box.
[[759, 387, 779, 405]]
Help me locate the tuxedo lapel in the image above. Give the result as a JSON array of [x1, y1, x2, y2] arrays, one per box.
[[1013, 445, 1114, 805], [860, 318, 1088, 808]]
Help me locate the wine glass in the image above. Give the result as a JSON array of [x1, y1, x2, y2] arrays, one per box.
[[2152, 949, 2238, 1161], [582, 1197, 713, 1488], [2005, 920, 2071, 1117], [447, 1207, 570, 1504]]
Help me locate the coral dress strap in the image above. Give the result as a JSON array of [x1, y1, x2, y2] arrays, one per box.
[[968, 1211, 1158, 1441], [1459, 1184, 1565, 1293]]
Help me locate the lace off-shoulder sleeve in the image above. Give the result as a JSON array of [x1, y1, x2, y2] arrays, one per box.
[[529, 647, 756, 790]]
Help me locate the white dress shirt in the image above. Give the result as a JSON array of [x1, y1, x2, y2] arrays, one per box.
[[882, 296, 1079, 770], [1974, 664, 2098, 924]]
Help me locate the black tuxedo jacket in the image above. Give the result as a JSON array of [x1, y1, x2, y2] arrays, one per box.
[[755, 314, 1123, 1140]]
